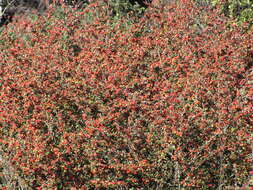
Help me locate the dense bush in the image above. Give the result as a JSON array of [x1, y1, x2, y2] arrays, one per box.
[[0, 0, 252, 189]]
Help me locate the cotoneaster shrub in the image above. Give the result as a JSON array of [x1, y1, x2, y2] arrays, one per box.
[[0, 0, 252, 189]]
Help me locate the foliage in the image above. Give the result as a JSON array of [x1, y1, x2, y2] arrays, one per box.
[[200, 0, 253, 29], [0, 0, 147, 29], [104, 0, 147, 25], [0, 0, 252, 189]]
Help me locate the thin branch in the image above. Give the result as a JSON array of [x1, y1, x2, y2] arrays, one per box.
[[0, 0, 16, 17]]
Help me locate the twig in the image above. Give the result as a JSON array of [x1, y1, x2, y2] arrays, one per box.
[[0, 0, 16, 17]]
